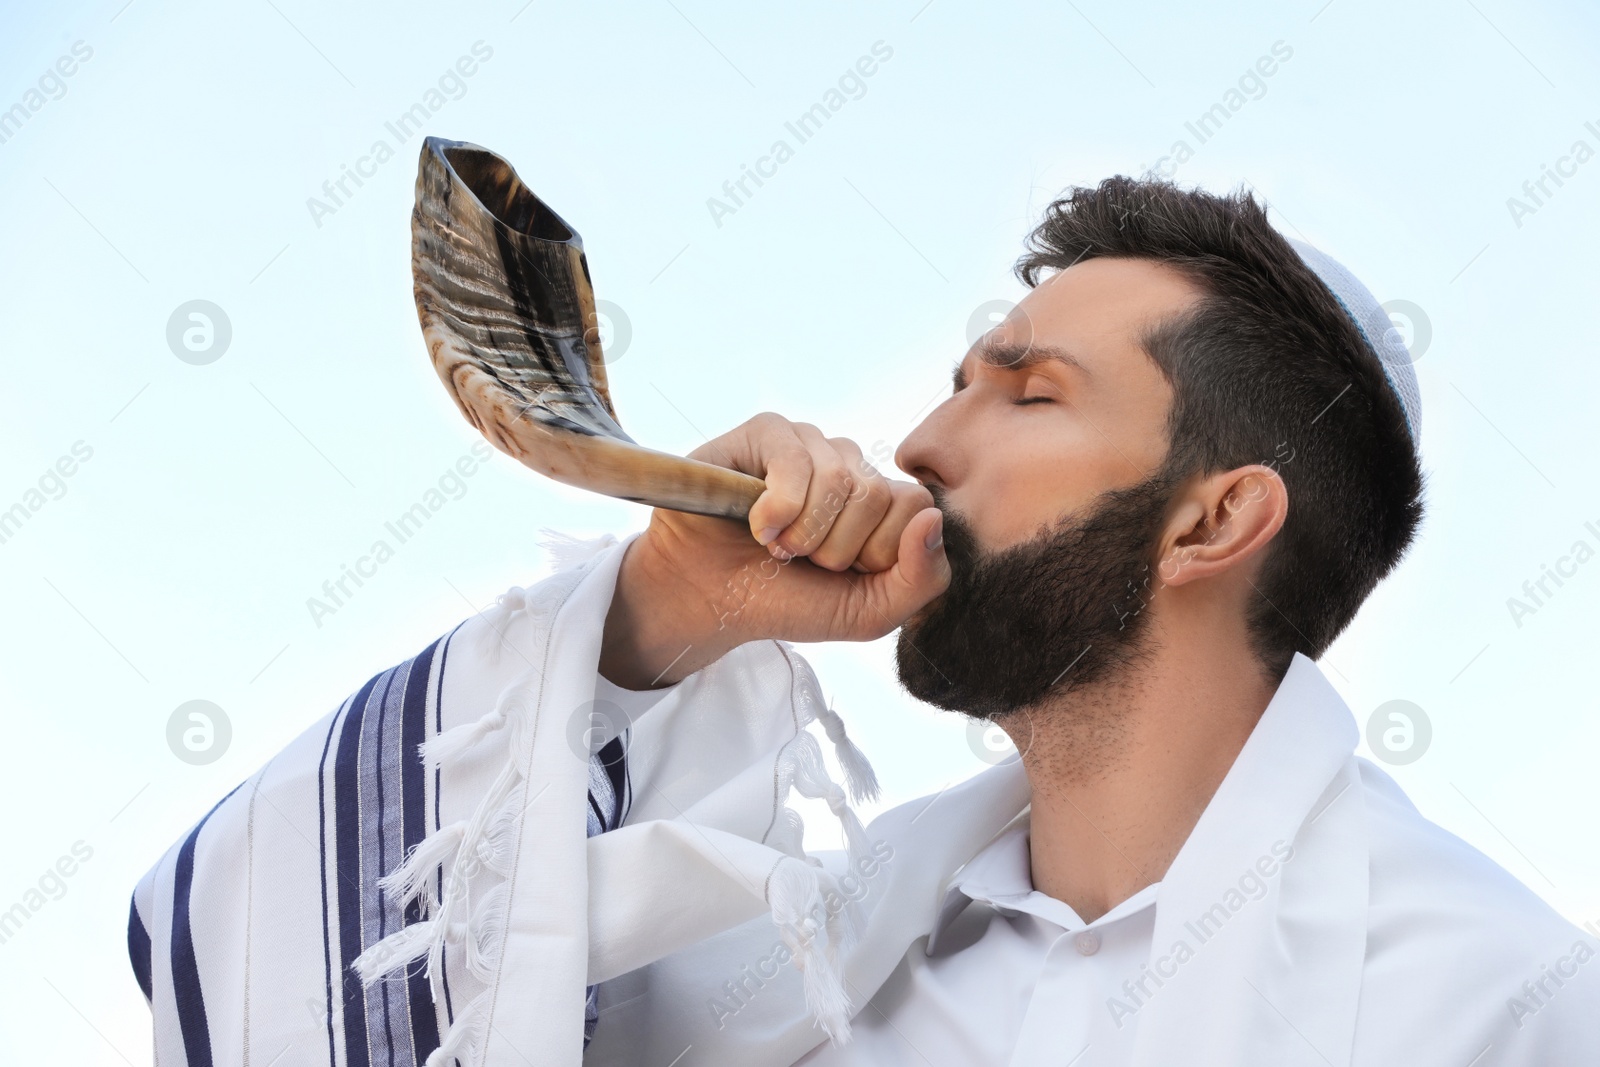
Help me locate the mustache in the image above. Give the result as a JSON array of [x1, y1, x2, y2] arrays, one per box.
[[895, 468, 1181, 717]]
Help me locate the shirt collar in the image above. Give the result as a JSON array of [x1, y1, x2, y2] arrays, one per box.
[[926, 652, 1357, 955], [943, 819, 1163, 936]]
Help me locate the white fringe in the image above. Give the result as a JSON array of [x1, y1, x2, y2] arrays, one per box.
[[536, 527, 620, 571], [476, 782, 526, 878], [785, 646, 881, 805], [462, 882, 511, 982], [424, 989, 489, 1067], [780, 732, 874, 874], [816, 700, 881, 805], [767, 858, 856, 1045], [422, 704, 508, 768], [475, 530, 617, 664], [354, 554, 882, 1059], [378, 820, 467, 914], [477, 585, 529, 665], [352, 918, 441, 985]]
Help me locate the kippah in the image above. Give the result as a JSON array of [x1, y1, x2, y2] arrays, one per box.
[[1286, 237, 1421, 446]]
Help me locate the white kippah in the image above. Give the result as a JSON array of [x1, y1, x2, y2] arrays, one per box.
[[1286, 237, 1421, 446]]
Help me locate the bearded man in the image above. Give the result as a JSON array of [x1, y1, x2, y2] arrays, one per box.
[[130, 178, 1598, 1066]]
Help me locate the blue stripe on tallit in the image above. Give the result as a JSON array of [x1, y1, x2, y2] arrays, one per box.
[[126, 895, 152, 1004], [334, 670, 382, 1067], [133, 619, 627, 1064], [170, 781, 245, 1067], [331, 633, 458, 1066], [362, 666, 406, 1065], [401, 637, 444, 1059], [128, 897, 153, 1003]]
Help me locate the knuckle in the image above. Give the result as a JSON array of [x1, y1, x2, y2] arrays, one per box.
[[817, 467, 853, 516], [855, 541, 897, 573], [789, 506, 834, 547], [859, 476, 893, 512], [750, 411, 798, 445], [826, 435, 863, 460], [808, 546, 855, 572], [772, 442, 812, 468]]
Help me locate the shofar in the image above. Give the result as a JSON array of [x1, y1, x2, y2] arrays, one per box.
[[411, 136, 765, 520]]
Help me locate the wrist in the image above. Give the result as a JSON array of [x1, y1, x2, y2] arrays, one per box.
[[599, 532, 743, 689]]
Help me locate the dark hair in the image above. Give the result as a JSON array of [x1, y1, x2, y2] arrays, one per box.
[[1014, 176, 1425, 681]]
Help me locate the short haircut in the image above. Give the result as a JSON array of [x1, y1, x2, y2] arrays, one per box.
[[1014, 177, 1425, 681]]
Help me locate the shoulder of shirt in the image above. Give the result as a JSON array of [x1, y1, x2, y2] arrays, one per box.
[[1354, 755, 1596, 975]]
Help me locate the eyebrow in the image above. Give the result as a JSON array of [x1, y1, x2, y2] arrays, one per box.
[[951, 342, 1091, 391]]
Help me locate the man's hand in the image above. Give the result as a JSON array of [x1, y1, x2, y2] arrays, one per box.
[[598, 413, 950, 689]]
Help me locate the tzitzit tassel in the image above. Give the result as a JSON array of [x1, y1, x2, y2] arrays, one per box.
[[816, 699, 880, 805], [766, 857, 854, 1045], [421, 706, 507, 767], [787, 733, 875, 874], [536, 527, 620, 572], [378, 820, 468, 913], [478, 585, 530, 664], [420, 667, 539, 770], [352, 919, 441, 985]]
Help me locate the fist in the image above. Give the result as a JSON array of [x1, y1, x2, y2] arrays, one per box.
[[600, 413, 951, 688]]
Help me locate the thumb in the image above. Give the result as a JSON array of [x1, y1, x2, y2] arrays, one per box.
[[854, 507, 950, 634]]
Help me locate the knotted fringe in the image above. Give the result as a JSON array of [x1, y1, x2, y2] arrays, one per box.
[[816, 701, 880, 805], [771, 644, 883, 879], [786, 648, 880, 806], [356, 535, 617, 1059], [420, 662, 541, 769], [355, 543, 883, 1059], [376, 820, 467, 911], [357, 566, 570, 1063], [780, 732, 875, 876], [351, 917, 440, 985], [766, 856, 860, 1045], [477, 529, 619, 664], [537, 528, 620, 571], [477, 585, 529, 666]]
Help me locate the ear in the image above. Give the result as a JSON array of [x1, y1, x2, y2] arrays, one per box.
[[1154, 465, 1287, 587]]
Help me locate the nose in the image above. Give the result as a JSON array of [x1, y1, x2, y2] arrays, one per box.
[[895, 394, 961, 491]]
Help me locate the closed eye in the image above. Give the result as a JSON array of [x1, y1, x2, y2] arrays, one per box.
[[1012, 396, 1055, 406], [950, 359, 967, 393]]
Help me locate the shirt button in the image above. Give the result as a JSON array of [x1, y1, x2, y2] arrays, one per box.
[[1074, 930, 1101, 956]]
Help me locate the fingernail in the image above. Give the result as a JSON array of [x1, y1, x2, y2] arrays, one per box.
[[757, 526, 782, 545], [924, 514, 944, 551]]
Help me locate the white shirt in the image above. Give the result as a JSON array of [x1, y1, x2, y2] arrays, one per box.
[[799, 822, 1161, 1066], [596, 671, 1173, 1066], [592, 654, 1600, 1067], [133, 533, 1600, 1067]]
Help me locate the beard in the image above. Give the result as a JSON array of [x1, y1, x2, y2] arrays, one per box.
[[893, 465, 1185, 721]]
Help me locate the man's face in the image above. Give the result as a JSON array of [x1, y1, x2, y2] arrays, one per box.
[[891, 257, 1205, 718]]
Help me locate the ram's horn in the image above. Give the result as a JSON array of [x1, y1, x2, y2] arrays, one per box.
[[411, 136, 765, 520]]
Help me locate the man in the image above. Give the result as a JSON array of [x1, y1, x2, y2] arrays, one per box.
[[131, 178, 1598, 1065]]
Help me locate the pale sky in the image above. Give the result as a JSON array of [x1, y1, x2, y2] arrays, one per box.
[[2, 0, 1597, 1060]]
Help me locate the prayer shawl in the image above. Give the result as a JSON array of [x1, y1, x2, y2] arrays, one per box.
[[131, 530, 1599, 1066]]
